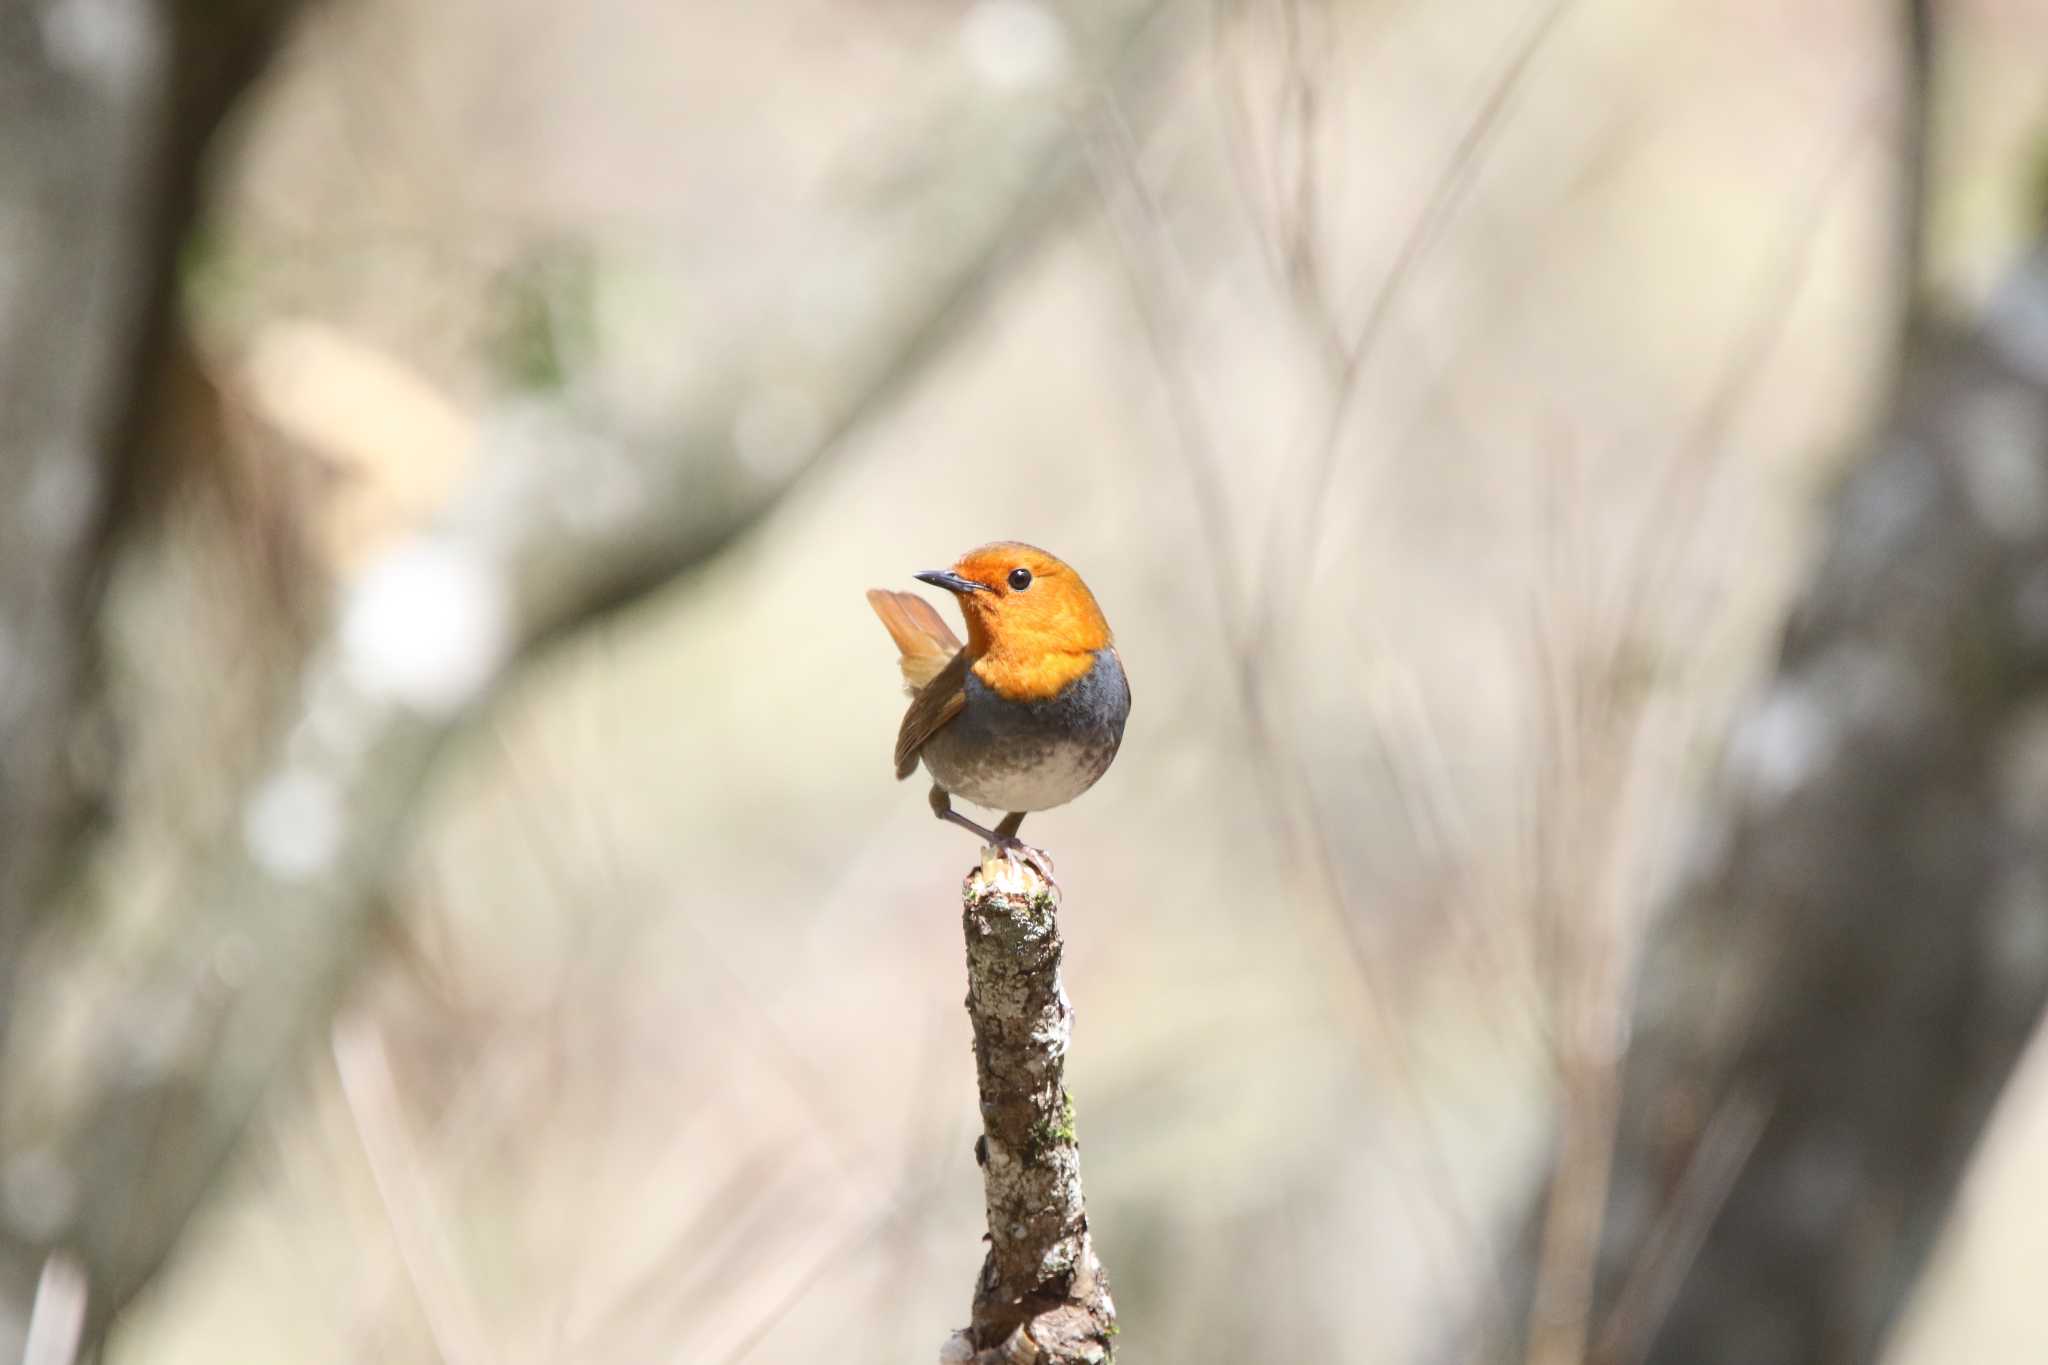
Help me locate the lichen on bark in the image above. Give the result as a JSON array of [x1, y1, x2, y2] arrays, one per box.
[[944, 856, 1116, 1365]]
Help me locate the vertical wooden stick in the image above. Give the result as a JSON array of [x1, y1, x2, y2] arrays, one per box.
[[944, 858, 1116, 1365]]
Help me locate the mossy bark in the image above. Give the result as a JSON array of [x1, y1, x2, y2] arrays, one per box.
[[945, 860, 1116, 1365]]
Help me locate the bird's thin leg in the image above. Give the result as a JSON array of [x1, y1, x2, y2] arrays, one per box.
[[928, 783, 1000, 840], [929, 787, 1056, 880]]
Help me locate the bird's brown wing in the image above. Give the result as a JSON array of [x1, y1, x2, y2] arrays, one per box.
[[893, 648, 969, 779], [866, 588, 964, 693]]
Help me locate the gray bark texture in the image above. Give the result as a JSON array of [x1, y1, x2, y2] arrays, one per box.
[[944, 862, 1116, 1365], [0, 0, 295, 1002], [1566, 244, 2048, 1365], [0, 0, 301, 1352]]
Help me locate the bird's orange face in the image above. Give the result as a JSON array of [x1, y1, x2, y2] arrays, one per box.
[[917, 543, 1112, 702]]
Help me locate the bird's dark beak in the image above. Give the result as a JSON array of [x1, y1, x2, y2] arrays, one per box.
[[915, 569, 989, 596]]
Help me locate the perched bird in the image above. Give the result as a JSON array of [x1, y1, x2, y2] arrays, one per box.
[[868, 542, 1130, 881]]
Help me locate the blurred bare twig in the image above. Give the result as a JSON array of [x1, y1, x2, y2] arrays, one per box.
[[1089, 0, 1581, 1327], [1244, 0, 1579, 654], [1611, 103, 1879, 678], [1895, 0, 1935, 348], [1590, 1086, 1770, 1364], [1516, 102, 1876, 1365], [332, 1017, 496, 1365]]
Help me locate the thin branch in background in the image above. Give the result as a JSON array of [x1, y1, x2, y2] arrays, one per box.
[[1293, 714, 1517, 1321], [1193, 3, 1586, 1127], [1106, 0, 1580, 822], [1516, 600, 1649, 1365], [489, 721, 883, 1181], [1895, 0, 1935, 348], [565, 1140, 813, 1362], [332, 1018, 497, 1365], [1100, 0, 1592, 1301], [338, 1004, 568, 1352], [1507, 441, 1662, 1365], [1210, 1, 1302, 321], [1301, 69, 1670, 577], [1274, 0, 1344, 368], [1512, 113, 1867, 1363], [20, 1254, 86, 1365], [1591, 1088, 1773, 1365], [1085, 88, 1504, 1323], [1610, 101, 1875, 668], [1519, 1051, 1620, 1365], [879, 1020, 970, 1365], [1212, 0, 1354, 371], [714, 1217, 892, 1365], [1083, 96, 1249, 635], [698, 1025, 964, 1365], [1247, 0, 1581, 658], [710, 1166, 959, 1365], [1511, 62, 1934, 1365], [1088, 2, 1588, 1327], [1540, 259, 2048, 1364], [1358, 643, 1546, 1042]]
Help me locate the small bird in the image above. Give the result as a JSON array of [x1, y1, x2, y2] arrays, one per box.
[[868, 542, 1130, 882]]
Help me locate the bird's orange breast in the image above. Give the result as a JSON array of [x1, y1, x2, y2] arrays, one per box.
[[971, 649, 1099, 703]]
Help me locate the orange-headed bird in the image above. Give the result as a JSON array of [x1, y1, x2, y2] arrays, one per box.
[[867, 543, 1130, 880]]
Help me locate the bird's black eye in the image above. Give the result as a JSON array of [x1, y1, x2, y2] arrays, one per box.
[[1007, 567, 1033, 591]]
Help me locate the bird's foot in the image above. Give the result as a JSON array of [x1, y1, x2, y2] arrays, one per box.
[[982, 837, 1058, 894]]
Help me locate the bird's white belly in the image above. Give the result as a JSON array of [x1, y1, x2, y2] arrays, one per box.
[[925, 737, 1109, 814]]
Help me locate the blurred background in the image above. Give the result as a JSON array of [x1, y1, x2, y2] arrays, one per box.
[[5, 0, 2048, 1361]]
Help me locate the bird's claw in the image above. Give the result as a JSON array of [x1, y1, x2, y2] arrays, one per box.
[[988, 837, 1058, 891]]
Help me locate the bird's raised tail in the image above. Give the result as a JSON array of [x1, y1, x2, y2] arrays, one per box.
[[866, 588, 963, 693]]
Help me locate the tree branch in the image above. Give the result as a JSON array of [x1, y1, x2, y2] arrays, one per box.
[[944, 861, 1116, 1365], [1894, 0, 1934, 349]]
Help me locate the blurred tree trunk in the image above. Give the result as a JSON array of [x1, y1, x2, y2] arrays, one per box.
[[1524, 243, 2048, 1365], [0, 0, 296, 1011], [0, 0, 299, 1352]]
